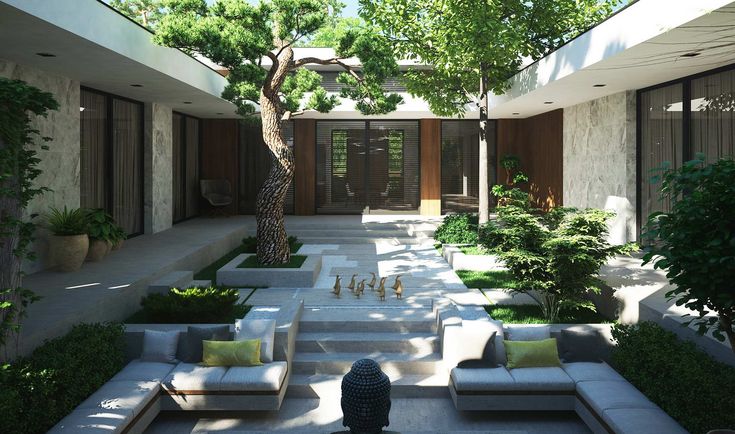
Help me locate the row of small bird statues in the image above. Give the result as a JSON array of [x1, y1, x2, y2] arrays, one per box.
[[331, 272, 403, 301]]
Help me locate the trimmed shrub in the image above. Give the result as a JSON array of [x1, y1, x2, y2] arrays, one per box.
[[139, 286, 242, 323], [434, 213, 478, 245], [611, 322, 735, 434], [0, 322, 125, 434]]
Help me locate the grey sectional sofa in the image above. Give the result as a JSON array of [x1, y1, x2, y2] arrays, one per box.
[[442, 312, 688, 434], [48, 300, 303, 434]]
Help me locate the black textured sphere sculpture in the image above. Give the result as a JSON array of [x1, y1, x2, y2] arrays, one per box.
[[341, 358, 391, 434]]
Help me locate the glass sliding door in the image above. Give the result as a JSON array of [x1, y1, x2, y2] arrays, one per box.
[[80, 89, 108, 211], [317, 121, 367, 213], [441, 120, 481, 213], [368, 121, 419, 212], [316, 120, 419, 214], [691, 69, 735, 162], [172, 113, 201, 223], [80, 88, 144, 236], [111, 98, 144, 235], [639, 83, 684, 224]]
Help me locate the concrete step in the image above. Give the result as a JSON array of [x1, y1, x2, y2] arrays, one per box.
[[148, 270, 194, 294], [285, 222, 440, 231], [188, 279, 212, 288], [296, 236, 434, 245], [288, 229, 435, 238], [286, 373, 449, 399], [292, 351, 443, 376], [299, 308, 437, 333], [296, 332, 439, 354]]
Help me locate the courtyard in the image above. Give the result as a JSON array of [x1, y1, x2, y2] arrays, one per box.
[[1, 0, 734, 433]]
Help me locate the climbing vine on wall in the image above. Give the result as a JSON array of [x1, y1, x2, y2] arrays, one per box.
[[0, 77, 58, 358]]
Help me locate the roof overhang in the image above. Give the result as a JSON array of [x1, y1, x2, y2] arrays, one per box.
[[489, 0, 735, 118], [0, 0, 236, 118]]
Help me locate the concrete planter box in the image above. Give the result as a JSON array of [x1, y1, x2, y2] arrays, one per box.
[[442, 245, 506, 271], [217, 254, 322, 287]]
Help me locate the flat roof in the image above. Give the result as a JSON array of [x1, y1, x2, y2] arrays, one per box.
[[489, 0, 735, 118]]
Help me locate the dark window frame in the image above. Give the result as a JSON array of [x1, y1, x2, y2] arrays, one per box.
[[636, 62, 735, 235], [80, 86, 145, 237], [172, 111, 202, 224]]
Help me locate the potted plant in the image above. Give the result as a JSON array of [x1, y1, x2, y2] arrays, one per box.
[[110, 224, 127, 250], [46, 206, 88, 272], [84, 208, 117, 261]]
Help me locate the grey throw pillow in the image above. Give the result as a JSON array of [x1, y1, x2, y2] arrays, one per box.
[[180, 325, 231, 363], [235, 318, 276, 363], [140, 330, 180, 364], [560, 328, 612, 363], [506, 325, 551, 341]]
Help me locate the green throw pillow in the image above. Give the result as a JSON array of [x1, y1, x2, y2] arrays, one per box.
[[505, 338, 561, 369], [202, 339, 262, 367]]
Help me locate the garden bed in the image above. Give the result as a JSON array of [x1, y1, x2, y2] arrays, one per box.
[[485, 304, 610, 324], [194, 241, 302, 281], [217, 254, 322, 287], [238, 254, 307, 268]]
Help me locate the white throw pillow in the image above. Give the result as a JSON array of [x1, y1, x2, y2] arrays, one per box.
[[235, 318, 276, 363], [140, 330, 180, 364], [506, 325, 551, 341]]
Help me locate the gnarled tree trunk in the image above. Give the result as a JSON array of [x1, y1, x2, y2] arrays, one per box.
[[256, 47, 295, 265]]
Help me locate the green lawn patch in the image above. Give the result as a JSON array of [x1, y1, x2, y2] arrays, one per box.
[[456, 270, 519, 289], [485, 304, 610, 324], [238, 254, 307, 268]]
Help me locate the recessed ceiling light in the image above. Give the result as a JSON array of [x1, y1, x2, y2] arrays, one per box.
[[544, 101, 554, 105], [216, 112, 224, 115], [35, 52, 56, 58], [512, 112, 520, 115], [593, 84, 607, 87], [681, 52, 701, 58], [130, 84, 143, 87], [183, 101, 192, 104], [79, 107, 85, 112]]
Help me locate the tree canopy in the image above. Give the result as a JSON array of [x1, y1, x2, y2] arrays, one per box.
[[155, 0, 402, 119], [110, 0, 164, 29], [361, 0, 621, 116], [296, 16, 364, 48]]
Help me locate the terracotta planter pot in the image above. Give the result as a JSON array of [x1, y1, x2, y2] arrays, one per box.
[[86, 239, 111, 262], [112, 239, 124, 251], [49, 234, 89, 272]]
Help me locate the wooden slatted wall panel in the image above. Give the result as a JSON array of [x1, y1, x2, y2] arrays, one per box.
[[294, 119, 316, 215], [201, 119, 239, 214], [420, 118, 441, 215]]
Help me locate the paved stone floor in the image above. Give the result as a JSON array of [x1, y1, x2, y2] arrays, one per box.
[[144, 399, 590, 434]]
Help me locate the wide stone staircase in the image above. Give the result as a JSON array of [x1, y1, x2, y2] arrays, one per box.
[[284, 220, 440, 245], [287, 307, 449, 399]]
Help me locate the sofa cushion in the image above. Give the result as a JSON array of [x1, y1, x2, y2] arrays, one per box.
[[487, 319, 506, 365], [603, 407, 688, 434], [506, 325, 551, 341], [219, 361, 288, 392], [559, 328, 611, 362], [47, 408, 131, 434], [235, 318, 276, 363], [561, 362, 626, 384], [457, 320, 497, 368], [111, 359, 176, 383], [576, 380, 656, 415], [140, 330, 179, 364], [77, 380, 159, 416], [450, 367, 515, 392], [162, 362, 227, 392], [508, 367, 575, 391], [180, 325, 231, 363], [505, 338, 561, 369]]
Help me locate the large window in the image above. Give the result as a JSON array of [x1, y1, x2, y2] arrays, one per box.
[[80, 88, 144, 236], [638, 65, 735, 230], [172, 113, 200, 223]]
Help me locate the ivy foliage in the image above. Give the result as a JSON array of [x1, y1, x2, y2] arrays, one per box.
[[0, 78, 58, 353], [154, 0, 402, 118], [489, 205, 635, 322], [361, 0, 620, 117], [642, 156, 735, 352]]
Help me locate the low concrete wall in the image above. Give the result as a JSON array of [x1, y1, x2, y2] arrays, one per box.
[[442, 245, 506, 272], [217, 254, 322, 287]]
